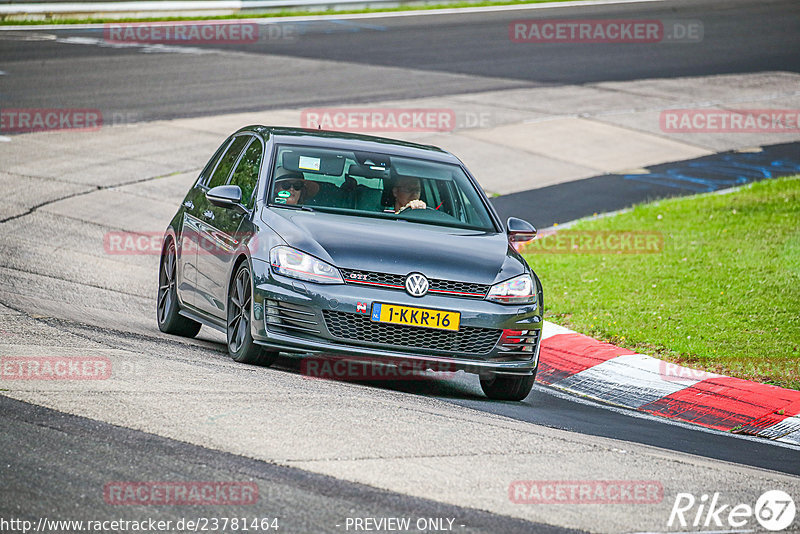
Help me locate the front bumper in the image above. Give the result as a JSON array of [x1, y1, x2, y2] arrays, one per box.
[[250, 259, 542, 376]]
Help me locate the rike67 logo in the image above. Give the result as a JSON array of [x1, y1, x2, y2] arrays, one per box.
[[668, 490, 796, 531]]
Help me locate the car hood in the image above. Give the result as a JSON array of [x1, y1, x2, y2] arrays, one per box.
[[261, 209, 526, 284]]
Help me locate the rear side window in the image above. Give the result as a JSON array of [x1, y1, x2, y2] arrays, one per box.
[[197, 138, 230, 185], [228, 138, 263, 207], [207, 136, 249, 189]]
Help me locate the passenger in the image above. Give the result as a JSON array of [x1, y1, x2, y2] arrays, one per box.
[[273, 169, 320, 205]]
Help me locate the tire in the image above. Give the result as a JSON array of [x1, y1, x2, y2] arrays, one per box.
[[480, 371, 536, 401], [227, 262, 276, 366], [157, 239, 202, 338]]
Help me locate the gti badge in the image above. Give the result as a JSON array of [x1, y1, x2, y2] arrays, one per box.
[[405, 273, 429, 297]]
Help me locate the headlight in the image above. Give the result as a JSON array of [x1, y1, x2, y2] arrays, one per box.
[[270, 246, 343, 284], [485, 274, 536, 305]]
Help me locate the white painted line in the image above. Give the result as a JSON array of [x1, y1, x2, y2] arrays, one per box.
[[0, 136, 11, 142], [537, 383, 800, 451], [778, 433, 800, 445], [0, 0, 237, 15], [765, 415, 800, 445], [55, 35, 213, 54], [540, 319, 800, 443], [540, 320, 574, 340], [0, 0, 669, 30], [553, 353, 715, 409]]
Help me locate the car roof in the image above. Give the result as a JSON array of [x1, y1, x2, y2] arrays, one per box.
[[236, 125, 461, 164]]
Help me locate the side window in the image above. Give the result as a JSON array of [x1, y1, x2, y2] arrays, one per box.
[[198, 138, 231, 186], [454, 182, 490, 227], [228, 138, 263, 207], [207, 136, 249, 189]]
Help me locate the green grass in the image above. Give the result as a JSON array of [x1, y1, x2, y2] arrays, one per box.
[[523, 175, 800, 390], [1, 0, 574, 25]]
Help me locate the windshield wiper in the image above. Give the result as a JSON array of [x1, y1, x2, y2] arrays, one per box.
[[272, 204, 315, 212]]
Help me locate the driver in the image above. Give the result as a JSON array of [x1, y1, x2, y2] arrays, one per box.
[[392, 176, 426, 213], [274, 168, 320, 205]]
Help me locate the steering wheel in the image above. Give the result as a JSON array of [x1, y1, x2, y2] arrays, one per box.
[[398, 206, 436, 213]]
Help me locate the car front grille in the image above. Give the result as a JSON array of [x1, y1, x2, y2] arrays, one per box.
[[339, 269, 489, 299], [265, 300, 321, 335], [322, 310, 501, 355]]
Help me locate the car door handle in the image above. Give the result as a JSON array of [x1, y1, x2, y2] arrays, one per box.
[[183, 200, 194, 210]]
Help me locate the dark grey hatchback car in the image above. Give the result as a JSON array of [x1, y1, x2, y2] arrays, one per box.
[[158, 126, 543, 400]]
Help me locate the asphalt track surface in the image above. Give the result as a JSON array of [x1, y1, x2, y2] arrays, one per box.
[[1, 0, 798, 121], [0, 395, 576, 534], [331, 371, 800, 476], [2, 0, 800, 531]]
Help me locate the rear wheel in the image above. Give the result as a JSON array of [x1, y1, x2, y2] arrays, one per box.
[[227, 262, 276, 366], [157, 239, 202, 338], [480, 371, 536, 401]]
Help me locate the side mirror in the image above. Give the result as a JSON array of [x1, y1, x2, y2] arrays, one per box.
[[507, 217, 537, 243], [206, 185, 246, 212]]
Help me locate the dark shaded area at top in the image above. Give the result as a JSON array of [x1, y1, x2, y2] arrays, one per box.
[[2, 0, 799, 122], [242, 0, 800, 84]]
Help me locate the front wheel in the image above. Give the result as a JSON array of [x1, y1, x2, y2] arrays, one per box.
[[227, 262, 276, 366], [480, 372, 536, 401]]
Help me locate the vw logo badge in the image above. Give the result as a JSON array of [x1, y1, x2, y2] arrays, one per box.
[[405, 273, 429, 297]]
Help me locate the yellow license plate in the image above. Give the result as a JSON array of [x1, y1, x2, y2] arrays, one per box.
[[370, 303, 460, 331]]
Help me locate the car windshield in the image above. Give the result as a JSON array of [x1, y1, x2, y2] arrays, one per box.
[[267, 144, 497, 232]]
